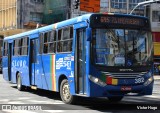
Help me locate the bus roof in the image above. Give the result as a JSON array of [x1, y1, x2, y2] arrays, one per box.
[[4, 13, 148, 41]]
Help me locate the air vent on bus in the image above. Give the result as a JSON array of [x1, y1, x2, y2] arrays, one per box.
[[101, 72, 146, 79]]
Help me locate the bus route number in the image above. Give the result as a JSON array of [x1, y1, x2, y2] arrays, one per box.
[[135, 77, 144, 84]]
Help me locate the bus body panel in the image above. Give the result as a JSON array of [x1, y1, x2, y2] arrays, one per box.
[[12, 56, 29, 85], [73, 21, 88, 29], [85, 41, 91, 96], [33, 56, 42, 89], [89, 80, 154, 97], [56, 54, 72, 91], [2, 57, 9, 81], [39, 55, 57, 91], [88, 65, 154, 97]]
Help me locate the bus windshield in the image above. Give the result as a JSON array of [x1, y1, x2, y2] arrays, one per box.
[[93, 29, 153, 67]]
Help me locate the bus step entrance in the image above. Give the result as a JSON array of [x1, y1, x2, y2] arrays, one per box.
[[31, 85, 37, 90]]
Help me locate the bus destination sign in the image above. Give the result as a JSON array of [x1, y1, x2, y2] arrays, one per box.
[[100, 16, 143, 26], [90, 14, 150, 30]]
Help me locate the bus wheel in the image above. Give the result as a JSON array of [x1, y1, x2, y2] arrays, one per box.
[[17, 73, 24, 91], [107, 96, 123, 102], [60, 79, 76, 104]]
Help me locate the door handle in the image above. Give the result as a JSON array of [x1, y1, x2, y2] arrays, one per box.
[[79, 59, 86, 63]]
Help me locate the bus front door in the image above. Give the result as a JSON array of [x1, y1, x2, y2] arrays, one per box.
[[8, 43, 12, 81], [29, 38, 38, 86], [75, 29, 86, 94]]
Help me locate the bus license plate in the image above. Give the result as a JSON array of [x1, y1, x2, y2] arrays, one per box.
[[121, 86, 132, 91]]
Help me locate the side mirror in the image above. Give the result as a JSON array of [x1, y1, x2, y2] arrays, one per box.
[[86, 28, 91, 41]]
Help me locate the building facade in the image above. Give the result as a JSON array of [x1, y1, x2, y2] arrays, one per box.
[[146, 3, 160, 74], [0, 0, 45, 37], [43, 0, 69, 24], [71, 0, 145, 17]]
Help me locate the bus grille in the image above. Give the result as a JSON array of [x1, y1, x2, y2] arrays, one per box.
[[101, 72, 147, 79]]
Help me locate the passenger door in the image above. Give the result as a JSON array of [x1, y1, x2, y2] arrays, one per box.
[[75, 28, 87, 94], [29, 38, 39, 86], [8, 43, 12, 81]]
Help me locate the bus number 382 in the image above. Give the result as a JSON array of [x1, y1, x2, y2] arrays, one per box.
[[135, 77, 144, 84]]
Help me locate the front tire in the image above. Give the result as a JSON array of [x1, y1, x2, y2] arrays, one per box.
[[17, 73, 24, 91], [60, 79, 76, 104]]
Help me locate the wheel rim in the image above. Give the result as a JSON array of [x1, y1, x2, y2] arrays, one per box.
[[62, 82, 71, 101]]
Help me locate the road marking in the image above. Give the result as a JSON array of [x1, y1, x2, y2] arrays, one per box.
[[42, 110, 64, 112], [0, 99, 9, 102], [18, 97, 31, 100], [7, 101, 25, 104], [28, 100, 64, 104], [144, 95, 160, 98], [2, 110, 36, 113], [3, 110, 65, 113]]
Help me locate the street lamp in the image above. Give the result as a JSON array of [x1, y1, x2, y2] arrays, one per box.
[[130, 0, 160, 15]]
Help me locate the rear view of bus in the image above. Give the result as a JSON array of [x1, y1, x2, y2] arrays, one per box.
[[88, 13, 154, 101]]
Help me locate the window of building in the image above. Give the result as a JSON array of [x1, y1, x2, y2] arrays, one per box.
[[152, 11, 160, 22], [3, 42, 8, 56], [21, 37, 29, 55], [13, 39, 22, 56], [30, 0, 44, 3], [111, 0, 127, 9], [129, 0, 144, 10], [101, 0, 109, 8], [30, 12, 43, 23], [57, 27, 73, 52]]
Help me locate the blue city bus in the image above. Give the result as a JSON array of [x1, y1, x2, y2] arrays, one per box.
[[2, 13, 154, 104]]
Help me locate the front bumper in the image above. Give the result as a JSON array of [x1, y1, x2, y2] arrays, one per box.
[[89, 80, 154, 97]]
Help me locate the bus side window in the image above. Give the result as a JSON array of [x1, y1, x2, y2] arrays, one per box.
[[67, 27, 73, 52], [13, 39, 22, 56], [21, 37, 28, 55], [39, 33, 43, 54], [57, 29, 62, 52], [62, 27, 73, 52], [57, 26, 73, 53], [3, 42, 8, 56], [41, 30, 57, 54], [48, 30, 56, 53], [43, 32, 48, 53]]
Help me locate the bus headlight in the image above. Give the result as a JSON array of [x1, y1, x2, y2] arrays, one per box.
[[89, 75, 106, 87], [144, 76, 153, 86]]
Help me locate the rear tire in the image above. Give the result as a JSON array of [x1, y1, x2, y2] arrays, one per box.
[[107, 96, 123, 102], [60, 79, 76, 104], [17, 73, 24, 91]]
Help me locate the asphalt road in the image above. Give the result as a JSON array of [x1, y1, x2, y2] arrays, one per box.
[[0, 74, 160, 113]]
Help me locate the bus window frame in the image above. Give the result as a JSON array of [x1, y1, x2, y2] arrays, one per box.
[[40, 30, 57, 55], [3, 41, 8, 57], [21, 37, 29, 56], [57, 26, 73, 53]]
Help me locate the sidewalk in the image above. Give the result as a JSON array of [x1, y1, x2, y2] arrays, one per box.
[[154, 75, 160, 80]]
